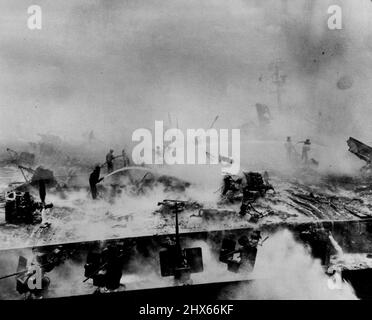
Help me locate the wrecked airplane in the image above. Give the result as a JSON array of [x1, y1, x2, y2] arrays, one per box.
[[347, 137, 372, 174]]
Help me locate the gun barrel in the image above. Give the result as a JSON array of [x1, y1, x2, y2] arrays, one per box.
[[220, 249, 240, 260], [0, 270, 28, 281]]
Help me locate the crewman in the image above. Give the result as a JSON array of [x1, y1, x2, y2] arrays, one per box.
[[300, 139, 311, 164], [239, 172, 272, 216], [39, 180, 46, 204], [122, 149, 130, 167], [89, 166, 104, 200], [222, 175, 238, 196], [284, 136, 295, 162], [106, 149, 115, 173], [239, 185, 257, 216]]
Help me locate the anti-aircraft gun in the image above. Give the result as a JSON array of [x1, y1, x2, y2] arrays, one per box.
[[219, 230, 267, 273], [83, 243, 127, 293], [0, 246, 67, 299], [219, 174, 242, 203], [158, 200, 204, 284], [239, 172, 275, 220], [4, 165, 56, 224], [243, 172, 274, 198], [220, 172, 274, 205], [5, 191, 53, 224]]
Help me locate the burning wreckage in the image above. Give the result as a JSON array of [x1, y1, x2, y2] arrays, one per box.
[[347, 137, 372, 175], [2, 138, 372, 299]]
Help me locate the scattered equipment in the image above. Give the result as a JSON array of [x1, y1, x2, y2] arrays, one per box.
[[5, 191, 52, 224]]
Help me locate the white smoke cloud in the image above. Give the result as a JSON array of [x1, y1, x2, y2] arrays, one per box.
[[226, 230, 357, 300]]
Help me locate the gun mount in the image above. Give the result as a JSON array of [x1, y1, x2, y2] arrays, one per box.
[[84, 243, 127, 292], [219, 231, 265, 273], [239, 172, 274, 218], [0, 247, 67, 299], [5, 191, 53, 224], [158, 200, 203, 284]]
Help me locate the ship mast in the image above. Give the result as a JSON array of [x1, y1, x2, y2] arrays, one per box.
[[271, 59, 286, 112]]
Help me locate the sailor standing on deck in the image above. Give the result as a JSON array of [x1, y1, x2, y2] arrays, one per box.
[[300, 139, 311, 164], [106, 149, 115, 173], [284, 136, 295, 162], [39, 180, 46, 204], [122, 148, 130, 167]]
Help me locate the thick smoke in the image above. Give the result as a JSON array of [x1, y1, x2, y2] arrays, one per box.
[[0, 0, 371, 179], [1, 1, 371, 147], [0, 0, 371, 300], [223, 230, 357, 300]]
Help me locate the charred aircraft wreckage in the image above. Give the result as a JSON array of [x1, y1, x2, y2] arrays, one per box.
[[2, 137, 372, 299]]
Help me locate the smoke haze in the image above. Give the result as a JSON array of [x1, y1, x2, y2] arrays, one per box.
[[1, 0, 372, 160], [223, 230, 357, 300]]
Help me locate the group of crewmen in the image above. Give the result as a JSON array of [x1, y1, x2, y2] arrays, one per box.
[[284, 136, 311, 164], [105, 149, 130, 174], [89, 149, 130, 200], [88, 137, 312, 200]]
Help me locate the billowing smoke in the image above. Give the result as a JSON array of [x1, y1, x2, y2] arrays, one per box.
[[222, 230, 357, 300], [0, 0, 371, 300], [1, 0, 371, 178]]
